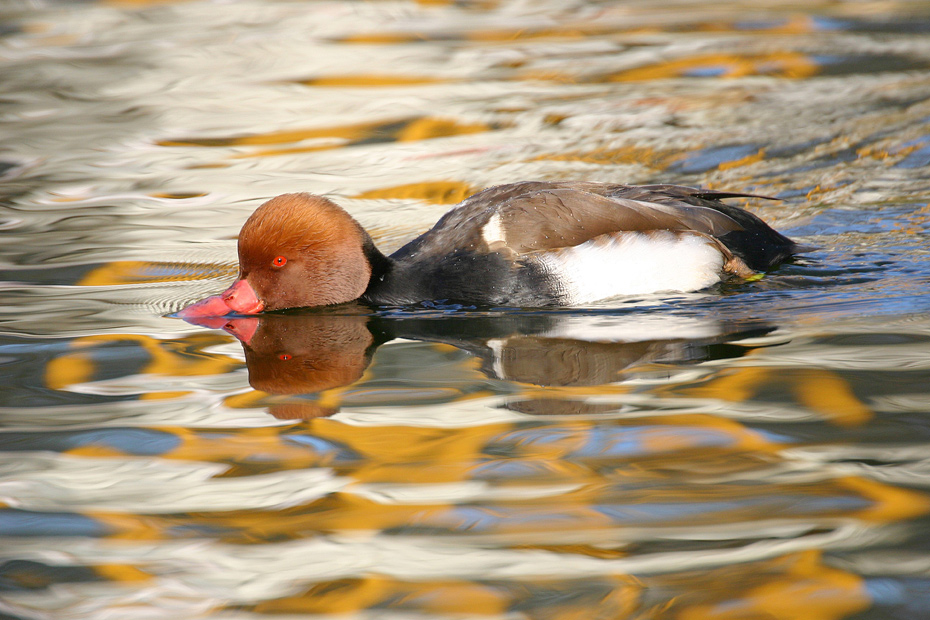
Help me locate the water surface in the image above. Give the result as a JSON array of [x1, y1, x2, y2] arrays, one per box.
[[2, 1, 930, 618]]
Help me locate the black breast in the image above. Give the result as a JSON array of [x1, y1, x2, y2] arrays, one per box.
[[363, 248, 557, 307]]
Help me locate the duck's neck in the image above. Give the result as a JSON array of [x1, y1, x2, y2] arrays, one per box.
[[361, 237, 394, 300]]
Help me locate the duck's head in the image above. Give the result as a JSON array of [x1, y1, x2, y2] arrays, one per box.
[[179, 193, 376, 318]]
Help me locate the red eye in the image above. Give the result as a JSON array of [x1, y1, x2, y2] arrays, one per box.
[[278, 353, 291, 361], [272, 256, 287, 267]]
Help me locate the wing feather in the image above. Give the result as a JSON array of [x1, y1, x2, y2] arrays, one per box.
[[495, 189, 746, 254]]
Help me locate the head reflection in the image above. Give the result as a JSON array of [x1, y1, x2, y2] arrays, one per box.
[[219, 314, 377, 419], [215, 313, 773, 419]]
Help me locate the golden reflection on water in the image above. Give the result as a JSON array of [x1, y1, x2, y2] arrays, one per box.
[[160, 117, 498, 161], [76, 260, 237, 286], [354, 181, 478, 204], [4, 0, 930, 618], [12, 284, 930, 617]]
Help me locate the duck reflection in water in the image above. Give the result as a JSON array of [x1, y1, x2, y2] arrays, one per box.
[[188, 310, 773, 419]]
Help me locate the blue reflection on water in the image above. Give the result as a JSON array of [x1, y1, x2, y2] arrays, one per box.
[[1, 428, 181, 456], [0, 510, 108, 537]]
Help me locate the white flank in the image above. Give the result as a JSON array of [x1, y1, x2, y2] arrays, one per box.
[[481, 212, 506, 246], [533, 231, 725, 304]]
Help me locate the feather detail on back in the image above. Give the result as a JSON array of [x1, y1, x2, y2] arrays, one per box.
[[486, 189, 744, 254]]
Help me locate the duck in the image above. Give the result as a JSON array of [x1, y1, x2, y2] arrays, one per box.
[[177, 181, 798, 318]]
